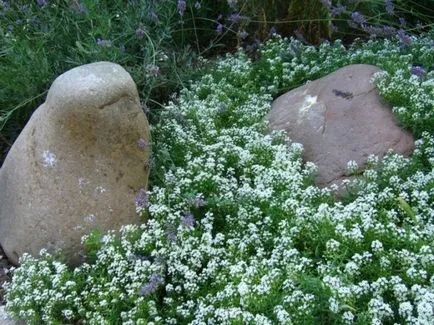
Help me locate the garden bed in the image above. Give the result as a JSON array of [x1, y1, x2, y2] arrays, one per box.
[[3, 32, 434, 324]]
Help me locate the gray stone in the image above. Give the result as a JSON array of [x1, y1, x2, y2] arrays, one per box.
[[268, 64, 414, 188], [0, 306, 25, 325], [0, 62, 151, 266]]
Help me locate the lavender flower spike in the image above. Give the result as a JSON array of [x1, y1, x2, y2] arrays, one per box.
[[238, 30, 249, 40], [410, 65, 427, 78], [96, 38, 112, 47], [135, 188, 150, 210], [136, 27, 145, 38], [150, 11, 158, 23], [351, 11, 366, 25], [138, 273, 164, 296], [181, 212, 195, 228], [385, 0, 394, 15], [216, 23, 224, 34], [397, 29, 412, 47], [177, 0, 186, 17]]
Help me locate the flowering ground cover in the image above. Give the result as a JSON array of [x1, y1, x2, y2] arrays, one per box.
[[4, 31, 434, 324]]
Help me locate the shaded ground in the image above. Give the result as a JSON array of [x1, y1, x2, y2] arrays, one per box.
[[0, 246, 12, 306]]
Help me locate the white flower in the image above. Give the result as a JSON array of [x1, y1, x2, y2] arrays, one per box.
[[398, 301, 413, 320], [329, 297, 339, 313], [347, 160, 358, 173], [342, 311, 355, 324], [237, 282, 249, 296], [371, 240, 383, 253], [42, 150, 57, 167]]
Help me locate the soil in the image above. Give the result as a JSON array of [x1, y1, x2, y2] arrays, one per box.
[[0, 246, 13, 305]]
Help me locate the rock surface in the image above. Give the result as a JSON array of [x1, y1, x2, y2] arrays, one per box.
[[268, 64, 414, 187], [0, 62, 151, 266]]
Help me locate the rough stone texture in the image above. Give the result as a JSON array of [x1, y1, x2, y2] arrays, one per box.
[[0, 62, 151, 266], [268, 64, 414, 188]]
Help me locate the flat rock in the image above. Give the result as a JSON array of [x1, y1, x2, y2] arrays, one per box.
[[268, 64, 414, 188], [0, 62, 151, 266]]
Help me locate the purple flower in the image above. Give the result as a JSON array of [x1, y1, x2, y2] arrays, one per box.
[[137, 138, 148, 150], [385, 0, 394, 15], [166, 224, 177, 242], [36, 0, 48, 6], [397, 29, 412, 47], [21, 4, 29, 12], [330, 23, 339, 33], [181, 213, 195, 228], [78, 2, 87, 14], [145, 64, 160, 77], [331, 4, 346, 16], [319, 0, 332, 9], [363, 24, 396, 37], [177, 0, 186, 17], [382, 25, 397, 36], [135, 188, 150, 210], [216, 23, 224, 34], [228, 13, 250, 24], [31, 17, 40, 25], [351, 11, 366, 25], [269, 26, 277, 36], [150, 11, 158, 23], [238, 30, 249, 40], [0, 1, 9, 9], [362, 24, 383, 36], [217, 103, 228, 113], [190, 195, 205, 208], [194, 1, 201, 9], [174, 112, 184, 122], [410, 65, 427, 77], [141, 102, 150, 114], [138, 273, 164, 296], [136, 27, 145, 38], [96, 38, 112, 47], [290, 42, 300, 56], [399, 17, 406, 27], [127, 253, 149, 263], [245, 39, 261, 53], [294, 29, 307, 43]]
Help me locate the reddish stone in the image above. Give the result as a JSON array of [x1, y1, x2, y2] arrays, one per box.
[[268, 64, 414, 187]]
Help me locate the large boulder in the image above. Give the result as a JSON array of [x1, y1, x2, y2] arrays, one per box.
[[0, 62, 151, 266], [268, 64, 414, 188]]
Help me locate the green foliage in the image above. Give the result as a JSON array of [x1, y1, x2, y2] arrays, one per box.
[[1, 1, 434, 323], [1, 0, 433, 166], [82, 229, 103, 264], [4, 29, 434, 324], [0, 0, 217, 163]]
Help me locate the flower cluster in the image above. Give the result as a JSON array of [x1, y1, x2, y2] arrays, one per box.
[[4, 31, 434, 324]]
